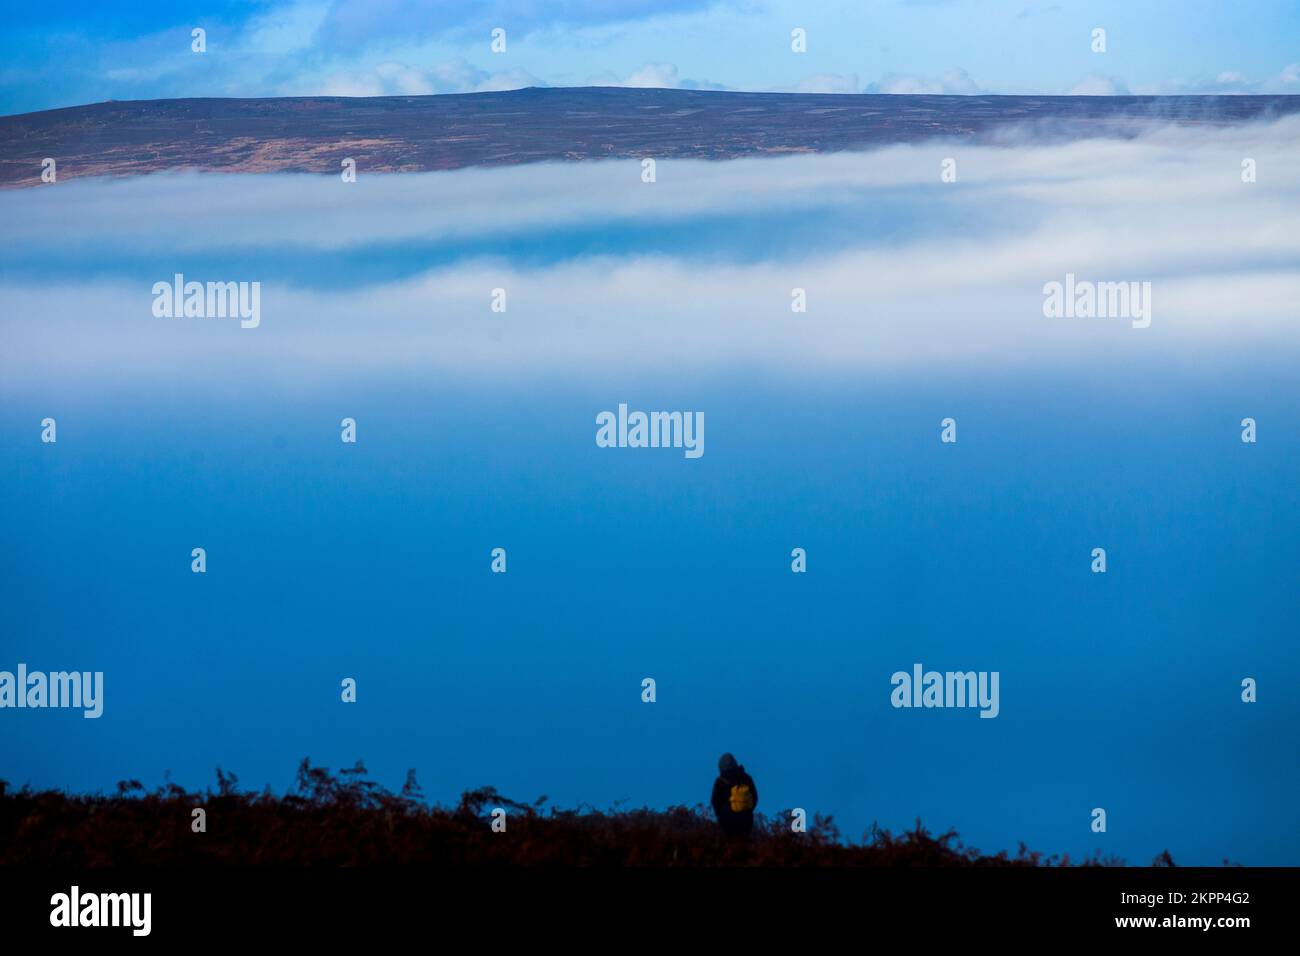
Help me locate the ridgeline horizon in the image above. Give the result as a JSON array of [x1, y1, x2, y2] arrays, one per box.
[[0, 758, 1195, 868], [4, 86, 1298, 187]]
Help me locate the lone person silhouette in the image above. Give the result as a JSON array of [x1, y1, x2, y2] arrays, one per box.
[[710, 752, 758, 838]]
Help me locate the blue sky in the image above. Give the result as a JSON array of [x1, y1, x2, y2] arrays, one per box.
[[1, 40, 1298, 863], [2, 0, 1299, 114]]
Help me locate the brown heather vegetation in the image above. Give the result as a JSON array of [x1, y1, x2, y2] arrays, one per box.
[[0, 760, 1133, 867]]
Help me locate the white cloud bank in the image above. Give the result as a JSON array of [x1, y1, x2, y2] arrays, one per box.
[[869, 69, 982, 96], [306, 58, 544, 97], [2, 117, 1298, 392], [1067, 74, 1131, 96]]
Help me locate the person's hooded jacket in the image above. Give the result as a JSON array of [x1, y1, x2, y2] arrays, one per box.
[[710, 753, 758, 837]]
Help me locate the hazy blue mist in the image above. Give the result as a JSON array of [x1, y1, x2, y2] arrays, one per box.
[[3, 133, 1298, 865]]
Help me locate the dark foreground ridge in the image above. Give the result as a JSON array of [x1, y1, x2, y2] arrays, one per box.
[[2, 87, 1298, 187], [0, 760, 1153, 866]]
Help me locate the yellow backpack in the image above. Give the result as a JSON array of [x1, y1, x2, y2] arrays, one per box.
[[728, 783, 754, 813]]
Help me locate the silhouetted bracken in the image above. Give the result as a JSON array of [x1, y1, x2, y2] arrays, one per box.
[[0, 761, 1131, 866]]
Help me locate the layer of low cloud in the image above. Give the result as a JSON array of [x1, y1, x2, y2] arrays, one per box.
[[868, 68, 982, 96], [3, 117, 1298, 392], [1067, 74, 1131, 96], [309, 58, 544, 97], [1142, 62, 1300, 95], [586, 62, 727, 91], [775, 74, 861, 95]]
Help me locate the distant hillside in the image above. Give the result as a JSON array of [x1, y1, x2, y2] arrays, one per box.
[[2, 87, 1298, 187], [0, 760, 1137, 866]]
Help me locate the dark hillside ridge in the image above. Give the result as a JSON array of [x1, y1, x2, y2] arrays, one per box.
[[2, 87, 1297, 186], [0, 761, 1145, 866]]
